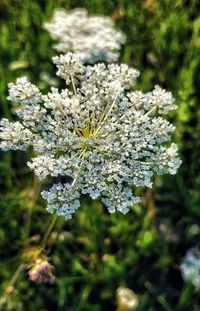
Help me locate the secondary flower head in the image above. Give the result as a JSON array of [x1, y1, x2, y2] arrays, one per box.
[[44, 8, 126, 64], [180, 247, 200, 289], [0, 53, 181, 219]]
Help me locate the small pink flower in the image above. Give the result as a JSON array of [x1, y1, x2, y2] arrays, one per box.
[[28, 259, 55, 284]]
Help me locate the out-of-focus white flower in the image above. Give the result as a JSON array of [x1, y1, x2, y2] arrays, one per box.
[[40, 71, 58, 87], [44, 8, 126, 64], [0, 53, 181, 219], [180, 247, 200, 289], [116, 287, 139, 310]]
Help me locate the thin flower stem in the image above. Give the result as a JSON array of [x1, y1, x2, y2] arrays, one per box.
[[145, 106, 156, 116], [94, 100, 116, 136], [6, 264, 25, 293], [40, 214, 58, 248], [70, 148, 86, 193], [25, 178, 41, 247], [71, 75, 77, 95], [1, 264, 26, 305]]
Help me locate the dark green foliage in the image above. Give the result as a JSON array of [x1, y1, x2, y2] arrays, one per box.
[[0, 0, 200, 310]]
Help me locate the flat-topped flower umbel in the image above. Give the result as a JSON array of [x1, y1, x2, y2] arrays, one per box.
[[0, 53, 181, 219], [44, 8, 126, 64]]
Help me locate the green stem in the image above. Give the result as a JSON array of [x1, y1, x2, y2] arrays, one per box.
[[40, 214, 58, 248], [25, 178, 41, 246]]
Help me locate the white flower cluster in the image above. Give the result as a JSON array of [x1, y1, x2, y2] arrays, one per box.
[[0, 53, 181, 219], [180, 248, 200, 289], [44, 8, 126, 64]]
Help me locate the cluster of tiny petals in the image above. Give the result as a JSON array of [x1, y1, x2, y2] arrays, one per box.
[[52, 53, 85, 84], [129, 85, 177, 115], [0, 52, 181, 219], [41, 183, 80, 219], [0, 119, 33, 151], [44, 8, 126, 64], [7, 77, 41, 105]]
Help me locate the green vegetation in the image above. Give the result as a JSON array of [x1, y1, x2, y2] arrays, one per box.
[[0, 0, 200, 310]]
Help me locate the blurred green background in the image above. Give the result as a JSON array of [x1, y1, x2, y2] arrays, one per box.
[[0, 0, 200, 310]]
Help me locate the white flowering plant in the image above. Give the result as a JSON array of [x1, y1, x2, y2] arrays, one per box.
[[44, 8, 126, 64], [0, 53, 181, 219]]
